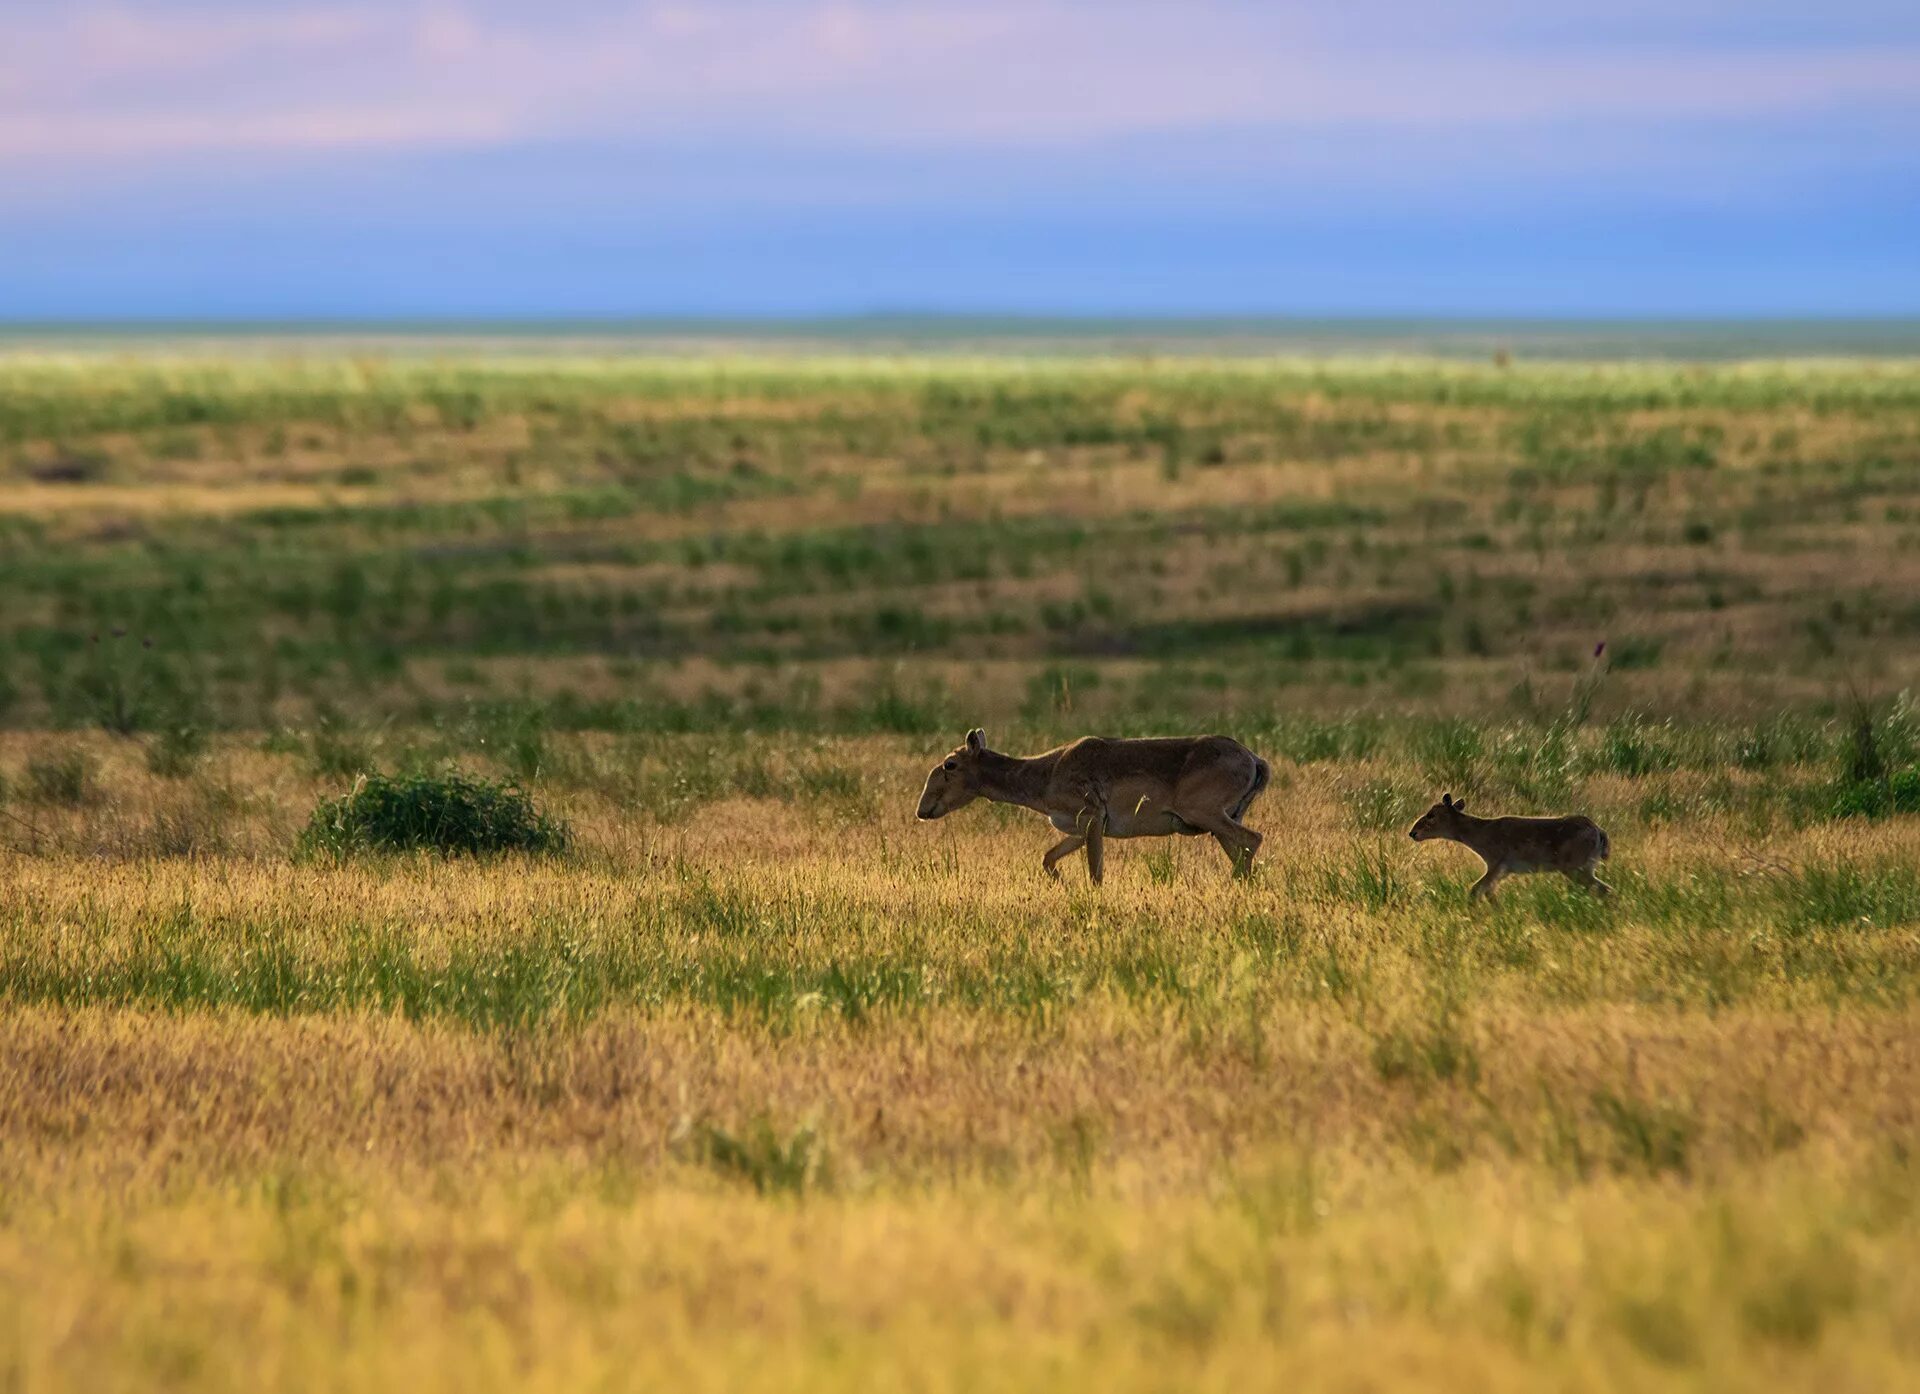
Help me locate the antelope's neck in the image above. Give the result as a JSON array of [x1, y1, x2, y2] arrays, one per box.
[[977, 750, 1057, 814]]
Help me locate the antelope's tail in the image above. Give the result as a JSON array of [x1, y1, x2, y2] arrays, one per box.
[[1233, 756, 1272, 820], [1596, 828, 1611, 861]]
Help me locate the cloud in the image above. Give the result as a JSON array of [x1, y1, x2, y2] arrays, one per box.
[[0, 110, 513, 161], [3, 1, 1917, 165]]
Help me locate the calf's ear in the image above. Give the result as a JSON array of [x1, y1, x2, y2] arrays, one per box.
[[1441, 792, 1454, 808], [966, 728, 986, 753]]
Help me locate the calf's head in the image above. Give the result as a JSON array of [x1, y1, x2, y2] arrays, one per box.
[[1409, 792, 1467, 841], [917, 728, 989, 820]]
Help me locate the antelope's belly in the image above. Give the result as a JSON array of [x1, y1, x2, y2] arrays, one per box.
[[1049, 808, 1186, 837], [1103, 784, 1196, 838], [1496, 855, 1559, 874], [1104, 811, 1188, 838]]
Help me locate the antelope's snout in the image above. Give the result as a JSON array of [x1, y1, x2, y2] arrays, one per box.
[[916, 775, 949, 820]]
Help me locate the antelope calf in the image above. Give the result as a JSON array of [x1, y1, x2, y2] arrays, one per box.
[[1408, 792, 1612, 901], [916, 728, 1270, 884]]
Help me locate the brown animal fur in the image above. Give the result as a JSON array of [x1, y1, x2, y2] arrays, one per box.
[[916, 729, 1270, 885], [1408, 792, 1612, 901]]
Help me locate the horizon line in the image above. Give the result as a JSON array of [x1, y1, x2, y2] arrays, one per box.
[[7, 312, 1920, 332]]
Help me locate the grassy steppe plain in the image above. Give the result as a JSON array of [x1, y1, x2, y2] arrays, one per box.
[[2, 354, 1919, 1391]]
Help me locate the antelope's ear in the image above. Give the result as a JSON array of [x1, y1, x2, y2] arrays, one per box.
[[1452, 797, 1466, 812], [966, 728, 986, 753], [1441, 793, 1454, 808]]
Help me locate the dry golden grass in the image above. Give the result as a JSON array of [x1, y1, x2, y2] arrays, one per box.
[[2, 998, 1915, 1390], [6, 1140, 1908, 1394], [0, 734, 1916, 1389]]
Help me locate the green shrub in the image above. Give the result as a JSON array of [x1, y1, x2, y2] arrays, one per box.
[[1830, 768, 1920, 820], [1827, 695, 1920, 819], [300, 770, 569, 857]]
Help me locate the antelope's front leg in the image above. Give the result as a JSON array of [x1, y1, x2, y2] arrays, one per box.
[[1042, 834, 1085, 880], [1077, 804, 1107, 886]]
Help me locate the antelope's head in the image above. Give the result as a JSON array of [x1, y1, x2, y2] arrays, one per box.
[[917, 728, 989, 820], [1409, 792, 1467, 841]]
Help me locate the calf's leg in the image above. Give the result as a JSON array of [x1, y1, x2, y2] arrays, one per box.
[[1566, 864, 1612, 898], [1468, 865, 1505, 901]]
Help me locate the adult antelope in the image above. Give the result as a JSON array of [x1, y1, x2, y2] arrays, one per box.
[[916, 728, 1270, 884]]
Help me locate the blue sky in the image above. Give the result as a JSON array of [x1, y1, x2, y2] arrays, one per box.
[[3, 1, 1917, 318]]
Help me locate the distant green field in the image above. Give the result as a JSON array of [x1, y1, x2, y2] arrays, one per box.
[[4, 354, 1920, 737], [7, 315, 1920, 357]]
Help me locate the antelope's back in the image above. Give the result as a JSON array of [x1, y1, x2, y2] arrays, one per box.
[[1059, 734, 1255, 785]]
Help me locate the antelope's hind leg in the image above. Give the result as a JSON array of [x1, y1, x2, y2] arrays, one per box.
[[1042, 834, 1086, 880], [1180, 805, 1262, 878], [1214, 829, 1260, 878], [1174, 765, 1264, 878]]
